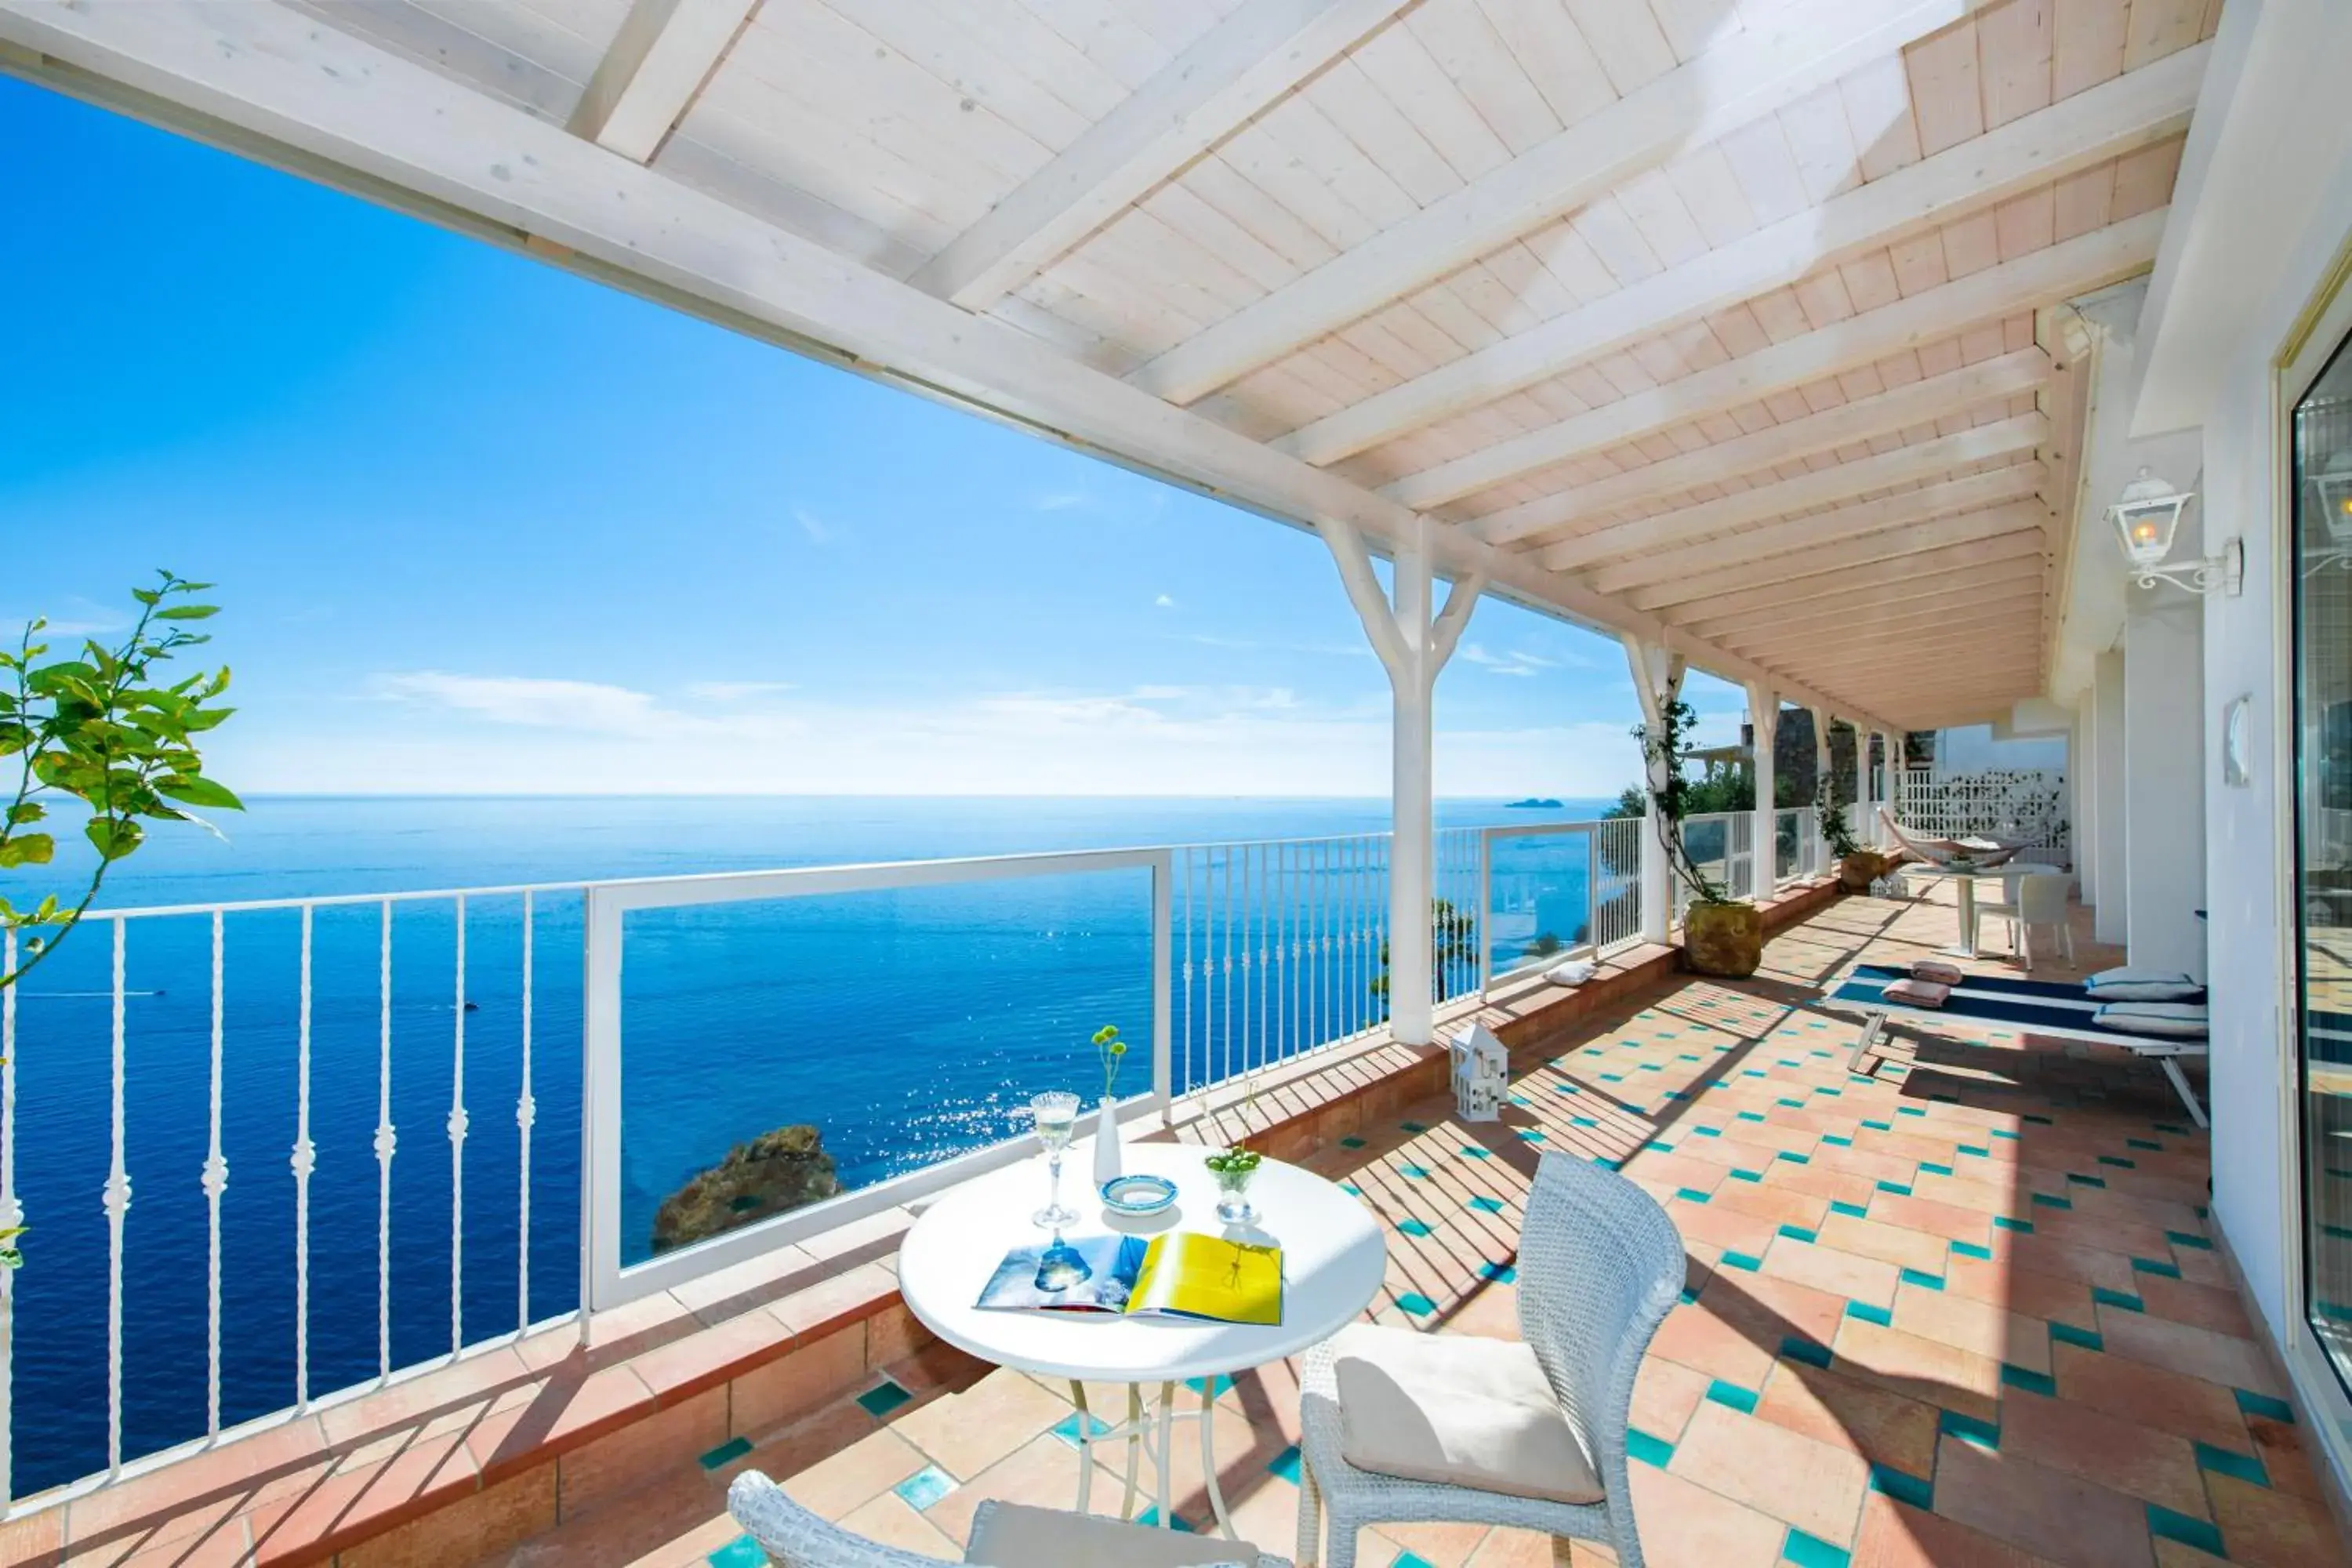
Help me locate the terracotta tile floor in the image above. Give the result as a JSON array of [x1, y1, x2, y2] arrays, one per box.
[[492, 885, 2348, 1568]]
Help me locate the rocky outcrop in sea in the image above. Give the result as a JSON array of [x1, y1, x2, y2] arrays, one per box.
[[651, 1123, 844, 1254]]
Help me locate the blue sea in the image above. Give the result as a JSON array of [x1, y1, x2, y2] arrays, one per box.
[[0, 795, 1611, 1493]]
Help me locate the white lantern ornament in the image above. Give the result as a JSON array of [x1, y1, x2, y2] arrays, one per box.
[[1448, 1022, 1509, 1123]]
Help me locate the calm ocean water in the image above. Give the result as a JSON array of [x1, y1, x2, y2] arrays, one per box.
[[1, 795, 1610, 1491]]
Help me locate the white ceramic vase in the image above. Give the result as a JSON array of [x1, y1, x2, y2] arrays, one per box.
[[1092, 1095, 1122, 1185]]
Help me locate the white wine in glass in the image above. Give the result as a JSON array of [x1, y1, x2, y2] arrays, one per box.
[[1030, 1091, 1082, 1228]]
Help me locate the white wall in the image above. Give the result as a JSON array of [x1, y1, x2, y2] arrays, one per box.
[[2092, 650, 2130, 946], [1933, 724, 2068, 773], [2122, 589, 2209, 977]]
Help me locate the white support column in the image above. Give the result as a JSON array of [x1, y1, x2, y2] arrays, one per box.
[[1884, 731, 1904, 832], [2122, 597, 2207, 977], [1624, 636, 1688, 943], [2092, 649, 2129, 945], [1855, 728, 1874, 849], [2074, 699, 2099, 906], [1320, 515, 1485, 1046], [1747, 684, 1779, 898], [1813, 713, 1835, 875]]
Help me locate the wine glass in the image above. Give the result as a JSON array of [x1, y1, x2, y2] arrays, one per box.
[[1029, 1091, 1081, 1228]]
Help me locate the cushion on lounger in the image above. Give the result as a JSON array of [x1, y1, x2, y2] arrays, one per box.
[[2091, 1002, 2209, 1039], [2085, 966, 2206, 1002], [1910, 960, 1965, 986], [1880, 978, 1951, 1007]]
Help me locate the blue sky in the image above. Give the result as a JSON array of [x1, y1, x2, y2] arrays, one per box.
[[0, 74, 1750, 797]]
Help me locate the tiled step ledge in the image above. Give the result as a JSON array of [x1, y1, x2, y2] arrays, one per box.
[[3, 875, 1847, 1567]]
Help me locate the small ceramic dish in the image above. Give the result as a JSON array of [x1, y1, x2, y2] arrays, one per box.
[[1099, 1174, 1178, 1216]]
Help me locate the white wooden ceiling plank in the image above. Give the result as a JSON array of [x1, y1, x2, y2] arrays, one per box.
[[1718, 579, 2045, 643], [1836, 49, 1922, 183], [2053, 0, 2128, 98], [1615, 166, 1713, 270], [1668, 144, 1766, 249], [1127, 0, 1981, 404], [1716, 114, 1812, 225], [1624, 498, 2045, 608], [1303, 57, 1466, 209], [1372, 205, 2165, 503], [1176, 155, 1346, 271], [1904, 14, 1985, 156], [1009, 0, 1189, 85], [1978, 0, 2055, 129], [1673, 547, 2046, 633], [1559, 0, 1680, 91], [1348, 15, 1515, 181], [657, 129, 937, 278], [1403, 0, 1563, 157], [826, 0, 1108, 142], [1290, 46, 2198, 470], [1536, 411, 2048, 569], [2123, 0, 2204, 70], [1777, 78, 1864, 203], [909, 0, 1414, 309], [1468, 0, 1618, 127]]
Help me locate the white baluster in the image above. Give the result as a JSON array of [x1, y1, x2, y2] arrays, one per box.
[[517, 891, 535, 1331], [450, 895, 469, 1356], [376, 901, 396, 1383], [103, 919, 129, 1476], [203, 911, 227, 1439], [292, 906, 316, 1409], [1179, 853, 1193, 1099], [2, 928, 19, 1508]]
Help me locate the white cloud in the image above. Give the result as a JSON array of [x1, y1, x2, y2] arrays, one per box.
[[371, 672, 683, 735], [688, 681, 798, 702], [1154, 593, 1175, 608], [793, 507, 834, 544], [1458, 643, 1556, 678], [1033, 491, 1087, 512]]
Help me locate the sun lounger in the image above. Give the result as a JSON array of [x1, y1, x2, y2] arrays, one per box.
[[1823, 963, 2209, 1127]]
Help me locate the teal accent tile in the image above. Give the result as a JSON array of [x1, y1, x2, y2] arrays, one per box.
[[1338, 1136, 1367, 1149], [1468, 1196, 1506, 1214], [1722, 1251, 1765, 1272], [1940, 1410, 2002, 1452], [857, 1380, 913, 1419], [1572, 1117, 1600, 1128], [894, 1465, 956, 1512], [1397, 1218, 1434, 1238], [1743, 1069, 1769, 1079], [1664, 1091, 1692, 1102], [1778, 1097, 1807, 1109], [2157, 1122, 2191, 1135], [2002, 1364, 2058, 1397], [1693, 1125, 1722, 1137], [1677, 1188, 1714, 1204], [1832, 1200, 1871, 1218], [1627, 1428, 1675, 1468], [1868, 1464, 1933, 1511], [1399, 1121, 1428, 1133], [1400, 1165, 1432, 1180], [1823, 1135, 1854, 1148], [1679, 1286, 1702, 1305], [2196, 1442, 2268, 1486], [1519, 1127, 1548, 1142], [2024, 1113, 2056, 1124], [1601, 1073, 1625, 1083], [2129, 1138, 2164, 1150], [1900, 1269, 1944, 1290], [2132, 1257, 2182, 1279], [2236, 1388, 2296, 1423], [1052, 1412, 1113, 1446], [1268, 1445, 1302, 1484], [1779, 1225, 1818, 1244], [1863, 1119, 1893, 1131], [2145, 1504, 2226, 1557], [1919, 1162, 1954, 1177], [1777, 1152, 1811, 1165], [1781, 1336, 1834, 1369], [1705, 1379, 1759, 1414], [2050, 1322, 2104, 1352], [1478, 1261, 1518, 1283], [699, 1436, 753, 1471], [1130, 1508, 1196, 1532], [1929, 1094, 1960, 1105], [1993, 1215, 2034, 1232], [1396, 1292, 1437, 1317], [1959, 1145, 1991, 1157], [1876, 1181, 1914, 1196], [2168, 1230, 2215, 1250], [1782, 1528, 1851, 1568], [1186, 1374, 1234, 1399], [1731, 1169, 1766, 1183], [1679, 1053, 1704, 1062], [708, 1534, 768, 1568], [1597, 1157, 1624, 1171], [2098, 1155, 2136, 1168], [1846, 1301, 1893, 1327], [2092, 1287, 2144, 1312], [1739, 1111, 1768, 1123], [1460, 1145, 1493, 1160], [1991, 1127, 2020, 1139], [1339, 1182, 1363, 1197], [1555, 1083, 1582, 1095], [1897, 1105, 1928, 1118], [2032, 1193, 2073, 1210], [2067, 1173, 2108, 1188], [1951, 1240, 1994, 1261]]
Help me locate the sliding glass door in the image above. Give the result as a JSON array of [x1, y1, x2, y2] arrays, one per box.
[[2292, 326, 2352, 1389]]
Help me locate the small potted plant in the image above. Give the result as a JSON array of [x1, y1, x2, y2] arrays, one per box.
[[1818, 767, 1886, 891], [1091, 1024, 1127, 1185], [1636, 699, 1762, 977]]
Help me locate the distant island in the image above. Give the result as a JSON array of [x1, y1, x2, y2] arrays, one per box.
[[1505, 797, 1564, 809]]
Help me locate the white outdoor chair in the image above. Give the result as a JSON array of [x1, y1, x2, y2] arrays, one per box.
[[1973, 871, 2074, 970], [728, 1471, 1291, 1568], [1293, 1153, 1682, 1568]]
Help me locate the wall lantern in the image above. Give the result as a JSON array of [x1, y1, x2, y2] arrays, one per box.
[[2106, 466, 2241, 596]]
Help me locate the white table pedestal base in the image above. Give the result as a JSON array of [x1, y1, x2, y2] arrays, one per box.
[[1069, 1378, 1232, 1537]]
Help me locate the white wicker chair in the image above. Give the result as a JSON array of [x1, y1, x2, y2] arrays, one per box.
[[1293, 1153, 1683, 1568], [727, 1469, 1292, 1568], [1973, 870, 2074, 969]]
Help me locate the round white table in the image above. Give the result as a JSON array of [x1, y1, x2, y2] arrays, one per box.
[[1899, 860, 2045, 956], [896, 1142, 1387, 1537]]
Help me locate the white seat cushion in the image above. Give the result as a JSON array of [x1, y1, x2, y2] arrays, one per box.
[[965, 1501, 1262, 1567], [2085, 966, 2206, 1002], [2092, 1001, 2209, 1039], [1331, 1323, 1602, 1506]]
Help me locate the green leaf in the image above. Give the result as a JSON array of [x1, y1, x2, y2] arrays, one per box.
[[3, 802, 38, 827], [153, 605, 218, 621], [156, 775, 243, 811], [0, 833, 53, 868], [85, 816, 143, 860]]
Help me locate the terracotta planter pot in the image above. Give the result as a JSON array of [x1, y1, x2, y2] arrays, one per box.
[[1838, 851, 1888, 891], [1682, 900, 1763, 978]]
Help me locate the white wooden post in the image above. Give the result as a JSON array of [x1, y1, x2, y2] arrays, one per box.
[[1813, 713, 1835, 875], [1622, 636, 1687, 943], [1854, 725, 1873, 850], [1745, 682, 1778, 898], [1319, 515, 1484, 1047]]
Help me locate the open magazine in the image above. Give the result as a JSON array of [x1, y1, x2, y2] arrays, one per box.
[[976, 1232, 1283, 1326]]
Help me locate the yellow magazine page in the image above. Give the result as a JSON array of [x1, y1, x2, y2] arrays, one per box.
[[1130, 1233, 1283, 1326]]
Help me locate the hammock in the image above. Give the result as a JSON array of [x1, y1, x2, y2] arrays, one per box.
[[1877, 806, 2024, 869]]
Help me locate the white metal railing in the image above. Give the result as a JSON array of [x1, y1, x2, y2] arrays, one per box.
[[1898, 768, 2070, 863], [1774, 808, 1809, 886], [0, 818, 1653, 1507]]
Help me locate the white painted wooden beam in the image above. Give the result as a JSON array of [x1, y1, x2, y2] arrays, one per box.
[[909, 0, 1410, 310], [1770, 623, 2044, 670], [1476, 347, 2051, 548], [568, 0, 757, 162], [1627, 504, 2047, 612], [1374, 212, 2165, 510], [1129, 0, 1984, 405], [1581, 472, 2048, 596], [1723, 597, 2045, 659], [1537, 414, 2049, 572], [1283, 47, 2203, 470]]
